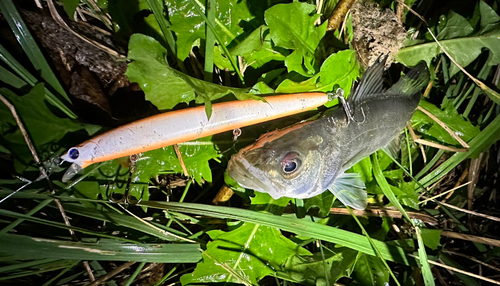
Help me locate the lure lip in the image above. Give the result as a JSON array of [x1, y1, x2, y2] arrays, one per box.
[[60, 147, 91, 182], [61, 163, 83, 182]]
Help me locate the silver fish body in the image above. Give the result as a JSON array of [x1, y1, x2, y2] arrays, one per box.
[[227, 59, 429, 209]]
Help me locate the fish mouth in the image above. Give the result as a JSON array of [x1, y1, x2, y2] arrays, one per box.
[[227, 154, 285, 199]]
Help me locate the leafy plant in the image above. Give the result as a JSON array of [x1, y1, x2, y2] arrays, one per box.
[[1, 0, 499, 285]]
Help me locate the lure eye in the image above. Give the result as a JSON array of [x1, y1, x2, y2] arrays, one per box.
[[68, 148, 80, 160], [281, 152, 302, 177]]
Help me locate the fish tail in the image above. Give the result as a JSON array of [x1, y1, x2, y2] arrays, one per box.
[[387, 62, 430, 97]]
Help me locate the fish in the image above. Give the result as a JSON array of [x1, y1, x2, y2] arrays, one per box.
[[227, 58, 429, 210], [60, 92, 330, 182]]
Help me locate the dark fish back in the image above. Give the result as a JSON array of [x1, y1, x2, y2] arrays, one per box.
[[325, 60, 429, 171]]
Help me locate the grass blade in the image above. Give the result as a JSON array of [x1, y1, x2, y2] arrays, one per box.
[[0, 43, 76, 118], [416, 227, 436, 286], [0, 233, 201, 263], [0, 0, 70, 103], [373, 152, 436, 285], [0, 260, 79, 281], [0, 65, 28, 89], [40, 261, 79, 286], [419, 114, 500, 189], [348, 207, 402, 286], [0, 258, 60, 273], [204, 0, 215, 82], [187, 0, 244, 83], [140, 201, 417, 266], [61, 204, 193, 242], [145, 0, 176, 57], [372, 152, 412, 223], [0, 208, 140, 244]]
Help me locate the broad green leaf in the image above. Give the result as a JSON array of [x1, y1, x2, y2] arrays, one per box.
[[412, 100, 480, 146], [265, 2, 327, 76], [283, 248, 358, 285], [436, 10, 474, 40], [353, 253, 389, 286], [276, 75, 319, 93], [0, 85, 83, 167], [165, 0, 204, 60], [275, 50, 359, 99], [251, 81, 275, 94], [166, 0, 271, 61], [478, 0, 500, 33], [304, 191, 335, 217], [61, 0, 81, 19], [420, 228, 442, 250], [135, 136, 220, 184], [230, 26, 286, 69], [398, 1, 500, 77], [350, 157, 373, 183], [0, 234, 201, 263], [318, 50, 360, 105], [285, 50, 314, 76], [250, 192, 291, 215], [180, 222, 310, 285], [399, 181, 419, 209], [126, 34, 253, 113], [108, 0, 151, 37]]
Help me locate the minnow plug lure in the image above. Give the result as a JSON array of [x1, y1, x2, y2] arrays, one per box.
[[61, 93, 330, 181]]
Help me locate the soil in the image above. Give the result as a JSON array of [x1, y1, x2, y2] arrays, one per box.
[[351, 0, 407, 68]]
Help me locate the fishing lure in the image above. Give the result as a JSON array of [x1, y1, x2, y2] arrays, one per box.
[[61, 92, 330, 181], [227, 58, 429, 210]]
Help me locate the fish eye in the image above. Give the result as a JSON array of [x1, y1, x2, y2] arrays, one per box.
[[68, 148, 80, 160], [281, 152, 302, 177], [283, 161, 297, 173]]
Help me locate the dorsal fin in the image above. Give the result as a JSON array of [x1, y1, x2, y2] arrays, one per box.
[[386, 61, 429, 96], [349, 55, 388, 105]]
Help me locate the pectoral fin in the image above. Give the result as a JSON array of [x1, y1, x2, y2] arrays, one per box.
[[327, 172, 367, 210]]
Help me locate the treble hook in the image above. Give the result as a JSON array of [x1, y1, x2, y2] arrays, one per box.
[[327, 89, 366, 125], [108, 154, 144, 205]]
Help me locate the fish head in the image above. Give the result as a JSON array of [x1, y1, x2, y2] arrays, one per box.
[[228, 126, 339, 199]]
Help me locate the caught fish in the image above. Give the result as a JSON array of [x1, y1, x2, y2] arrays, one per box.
[[227, 58, 429, 210], [60, 92, 330, 181]]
